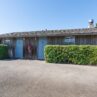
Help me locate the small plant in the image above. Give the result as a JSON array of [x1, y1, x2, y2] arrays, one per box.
[[0, 44, 8, 59]]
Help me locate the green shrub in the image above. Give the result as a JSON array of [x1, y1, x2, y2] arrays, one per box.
[[45, 45, 97, 65], [0, 44, 8, 59]]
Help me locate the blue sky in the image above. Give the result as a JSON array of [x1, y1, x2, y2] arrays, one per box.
[[0, 0, 97, 34]]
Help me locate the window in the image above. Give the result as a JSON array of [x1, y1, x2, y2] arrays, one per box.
[[3, 40, 11, 45], [64, 36, 75, 45]]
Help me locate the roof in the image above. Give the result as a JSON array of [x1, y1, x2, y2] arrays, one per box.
[[0, 28, 97, 38]]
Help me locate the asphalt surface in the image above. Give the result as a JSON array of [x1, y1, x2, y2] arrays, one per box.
[[0, 60, 97, 97]]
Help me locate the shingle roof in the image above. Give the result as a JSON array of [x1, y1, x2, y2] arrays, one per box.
[[0, 28, 97, 38]]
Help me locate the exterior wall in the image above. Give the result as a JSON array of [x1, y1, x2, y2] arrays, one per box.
[[47, 35, 97, 45], [0, 37, 38, 59], [47, 36, 64, 45], [1, 35, 97, 60], [47, 36, 75, 45], [75, 35, 97, 45]]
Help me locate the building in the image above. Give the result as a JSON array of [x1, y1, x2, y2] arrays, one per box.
[[0, 20, 97, 60]]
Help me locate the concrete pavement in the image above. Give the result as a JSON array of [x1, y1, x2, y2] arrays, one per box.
[[0, 60, 97, 97]]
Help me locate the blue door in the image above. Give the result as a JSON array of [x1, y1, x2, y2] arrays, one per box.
[[15, 39, 23, 59], [38, 38, 47, 60]]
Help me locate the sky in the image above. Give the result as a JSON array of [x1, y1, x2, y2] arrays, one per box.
[[0, 0, 97, 34]]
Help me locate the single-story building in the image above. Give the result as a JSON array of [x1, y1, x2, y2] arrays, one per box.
[[0, 20, 97, 60]]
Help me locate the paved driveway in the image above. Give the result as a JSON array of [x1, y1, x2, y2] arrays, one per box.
[[0, 60, 97, 97]]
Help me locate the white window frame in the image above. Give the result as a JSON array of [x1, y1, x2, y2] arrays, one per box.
[[64, 36, 75, 44]]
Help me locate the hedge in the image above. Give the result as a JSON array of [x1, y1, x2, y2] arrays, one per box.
[[44, 45, 97, 65], [0, 44, 8, 59]]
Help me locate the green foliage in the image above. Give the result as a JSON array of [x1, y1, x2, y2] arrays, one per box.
[[0, 44, 8, 59], [45, 45, 97, 65]]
